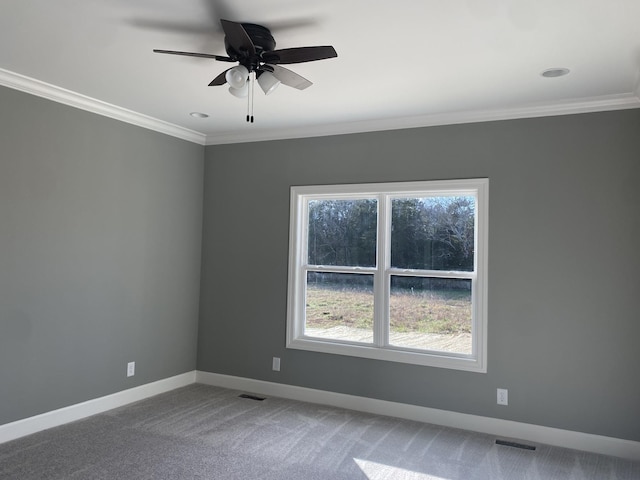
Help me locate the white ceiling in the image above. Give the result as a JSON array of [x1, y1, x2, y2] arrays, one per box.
[[1, 0, 639, 145]]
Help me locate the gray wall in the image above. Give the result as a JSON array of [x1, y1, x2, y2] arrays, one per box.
[[0, 86, 204, 424], [199, 109, 640, 442], [2, 80, 638, 443]]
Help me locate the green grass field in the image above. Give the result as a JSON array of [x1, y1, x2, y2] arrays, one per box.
[[305, 284, 471, 335]]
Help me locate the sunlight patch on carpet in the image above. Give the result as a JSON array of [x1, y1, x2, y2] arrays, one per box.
[[354, 458, 451, 480]]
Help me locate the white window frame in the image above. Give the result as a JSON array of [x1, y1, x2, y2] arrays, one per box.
[[286, 179, 488, 373]]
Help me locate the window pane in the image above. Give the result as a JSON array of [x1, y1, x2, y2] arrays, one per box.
[[305, 272, 374, 343], [391, 196, 475, 271], [389, 276, 472, 354], [308, 199, 377, 267]]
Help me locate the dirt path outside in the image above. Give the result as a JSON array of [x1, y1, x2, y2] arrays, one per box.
[[305, 326, 472, 354]]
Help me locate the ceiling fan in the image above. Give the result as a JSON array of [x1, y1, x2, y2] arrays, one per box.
[[154, 19, 338, 122]]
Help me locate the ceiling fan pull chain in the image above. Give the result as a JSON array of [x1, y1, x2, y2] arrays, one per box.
[[250, 72, 255, 123], [245, 72, 256, 123], [246, 72, 250, 123]]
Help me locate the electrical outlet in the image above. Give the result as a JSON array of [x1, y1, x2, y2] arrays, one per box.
[[272, 357, 281, 372], [497, 388, 508, 406], [127, 361, 135, 377]]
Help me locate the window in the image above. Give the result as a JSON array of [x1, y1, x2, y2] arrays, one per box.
[[286, 179, 488, 372]]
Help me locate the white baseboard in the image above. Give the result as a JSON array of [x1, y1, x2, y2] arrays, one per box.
[[0, 371, 196, 444], [196, 371, 640, 462], [3, 370, 638, 462]]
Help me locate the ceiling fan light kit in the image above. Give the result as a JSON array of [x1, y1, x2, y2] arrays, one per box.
[[154, 19, 337, 122], [225, 65, 249, 89], [228, 83, 249, 98], [257, 71, 280, 95]]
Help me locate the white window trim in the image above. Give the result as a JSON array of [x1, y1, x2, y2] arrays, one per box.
[[286, 179, 488, 373]]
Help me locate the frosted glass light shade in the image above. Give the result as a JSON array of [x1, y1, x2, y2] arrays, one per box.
[[258, 71, 280, 95], [228, 83, 248, 98], [225, 66, 249, 89]]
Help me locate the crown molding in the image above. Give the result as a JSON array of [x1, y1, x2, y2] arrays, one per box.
[[204, 92, 640, 145], [2, 67, 638, 147], [0, 68, 207, 145]]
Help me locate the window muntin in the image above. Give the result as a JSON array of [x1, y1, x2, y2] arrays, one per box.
[[287, 179, 488, 372]]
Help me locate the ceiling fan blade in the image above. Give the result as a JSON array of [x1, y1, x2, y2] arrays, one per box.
[[268, 65, 312, 90], [205, 0, 240, 34], [153, 49, 233, 62], [262, 46, 337, 65], [220, 19, 256, 56], [209, 69, 230, 86]]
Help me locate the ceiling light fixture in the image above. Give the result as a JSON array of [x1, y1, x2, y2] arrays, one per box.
[[189, 112, 209, 118], [257, 71, 280, 95], [225, 65, 249, 89], [541, 68, 570, 78], [228, 83, 249, 98], [154, 20, 337, 124]]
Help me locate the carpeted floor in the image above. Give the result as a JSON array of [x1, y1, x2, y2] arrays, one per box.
[[0, 384, 638, 479]]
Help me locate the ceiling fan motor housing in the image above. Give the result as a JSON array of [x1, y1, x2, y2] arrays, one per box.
[[224, 23, 276, 70]]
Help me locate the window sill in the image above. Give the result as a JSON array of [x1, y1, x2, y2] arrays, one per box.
[[287, 336, 487, 373]]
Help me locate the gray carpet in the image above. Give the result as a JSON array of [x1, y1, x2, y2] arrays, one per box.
[[0, 384, 638, 479]]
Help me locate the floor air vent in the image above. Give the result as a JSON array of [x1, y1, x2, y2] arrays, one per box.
[[495, 439, 536, 451], [238, 394, 266, 401]]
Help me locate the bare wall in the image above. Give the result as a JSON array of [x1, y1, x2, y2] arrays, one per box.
[[199, 109, 640, 442], [0, 86, 204, 424]]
